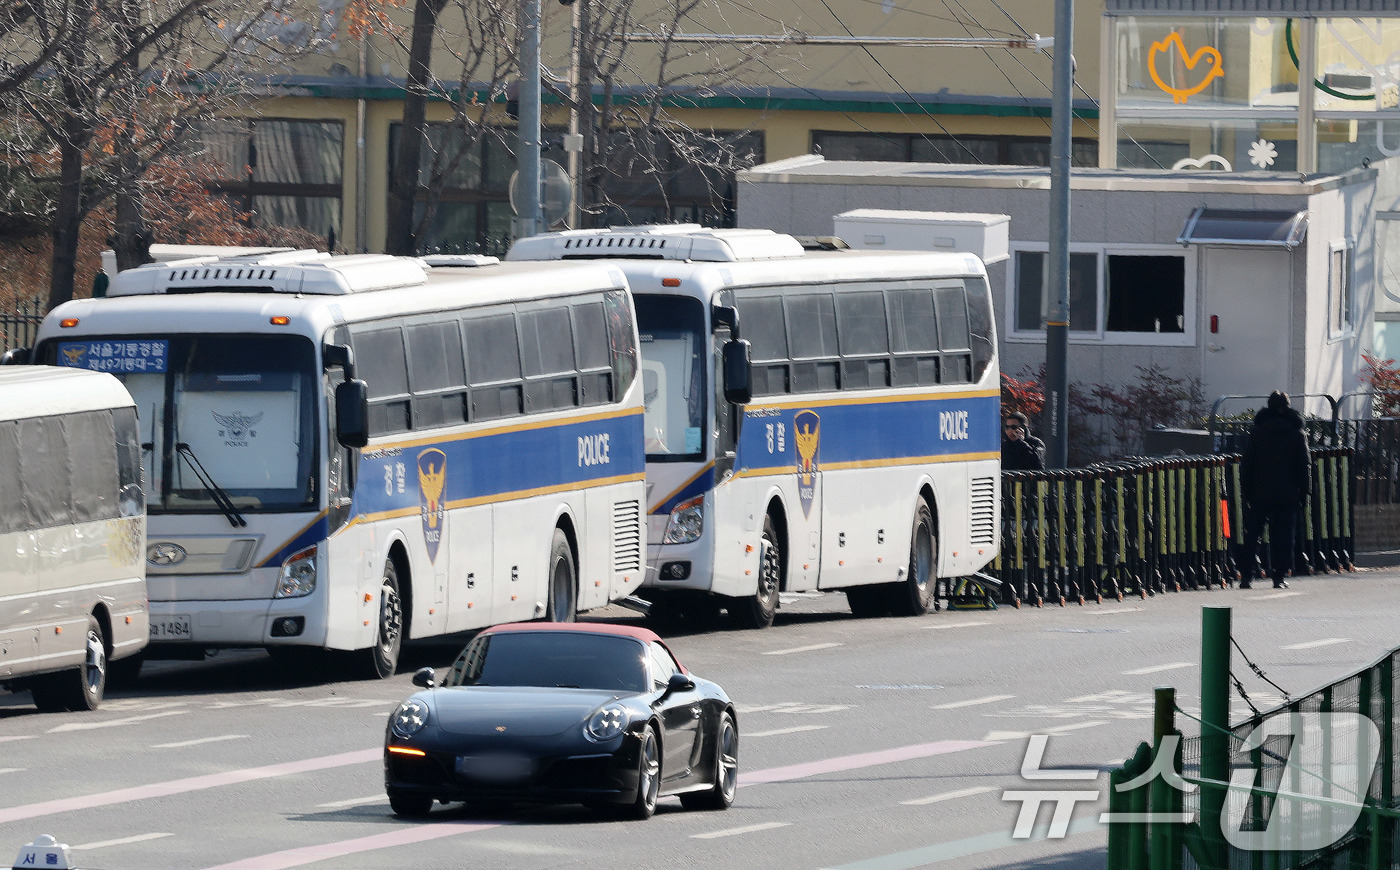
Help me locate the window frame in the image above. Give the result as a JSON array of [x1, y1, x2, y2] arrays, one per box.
[[1328, 239, 1356, 341], [1006, 243, 1197, 347]]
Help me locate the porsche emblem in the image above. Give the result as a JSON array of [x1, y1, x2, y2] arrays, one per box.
[[495, 726, 507, 732]]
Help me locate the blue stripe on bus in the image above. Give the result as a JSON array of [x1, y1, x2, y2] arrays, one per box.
[[736, 391, 1000, 474], [650, 463, 716, 516], [352, 411, 646, 520], [259, 512, 330, 568]]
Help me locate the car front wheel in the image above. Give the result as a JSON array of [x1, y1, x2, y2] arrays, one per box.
[[628, 726, 661, 820]]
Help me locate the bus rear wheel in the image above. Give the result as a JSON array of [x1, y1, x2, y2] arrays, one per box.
[[32, 614, 108, 712], [730, 515, 781, 629], [890, 501, 936, 617], [546, 528, 577, 622]]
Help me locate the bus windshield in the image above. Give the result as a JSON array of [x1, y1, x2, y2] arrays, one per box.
[[47, 334, 318, 514], [635, 295, 706, 461]]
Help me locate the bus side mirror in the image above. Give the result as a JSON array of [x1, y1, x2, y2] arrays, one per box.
[[335, 379, 369, 448], [1, 347, 31, 365], [722, 339, 751, 406]]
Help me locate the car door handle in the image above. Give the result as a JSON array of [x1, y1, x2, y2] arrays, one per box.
[[689, 706, 701, 719]]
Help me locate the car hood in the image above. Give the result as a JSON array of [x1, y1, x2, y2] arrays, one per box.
[[428, 686, 631, 737]]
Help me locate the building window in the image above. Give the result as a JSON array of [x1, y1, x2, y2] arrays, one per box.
[[1010, 246, 1193, 345], [191, 119, 344, 240], [812, 130, 1098, 168], [1330, 241, 1355, 338]]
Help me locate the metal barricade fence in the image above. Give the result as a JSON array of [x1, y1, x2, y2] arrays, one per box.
[[986, 450, 1353, 608], [1, 301, 43, 352]]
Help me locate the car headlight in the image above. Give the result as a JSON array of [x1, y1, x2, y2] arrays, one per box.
[[276, 546, 317, 598], [391, 699, 430, 737], [662, 496, 703, 544], [584, 704, 628, 743]]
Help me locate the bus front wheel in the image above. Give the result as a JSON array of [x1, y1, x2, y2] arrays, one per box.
[[362, 560, 403, 679], [31, 613, 108, 712], [730, 515, 781, 629], [890, 500, 936, 617]]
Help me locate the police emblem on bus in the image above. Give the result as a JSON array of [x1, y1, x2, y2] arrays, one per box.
[[794, 410, 820, 519], [62, 345, 88, 366], [417, 449, 447, 563], [214, 410, 263, 447]]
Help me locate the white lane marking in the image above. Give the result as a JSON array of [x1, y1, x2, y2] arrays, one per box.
[[0, 736, 36, 744], [0, 768, 25, 775], [1091, 607, 1142, 615], [48, 710, 190, 733], [746, 725, 829, 738], [902, 786, 997, 806], [922, 621, 991, 630], [1247, 591, 1306, 600], [932, 694, 1014, 710], [72, 833, 173, 850], [1283, 638, 1349, 650], [152, 734, 247, 750], [691, 821, 792, 839], [316, 794, 385, 809], [1121, 662, 1193, 676], [983, 720, 1107, 741], [763, 642, 843, 656]]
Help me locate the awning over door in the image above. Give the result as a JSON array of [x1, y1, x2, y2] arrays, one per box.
[[1177, 208, 1309, 249]]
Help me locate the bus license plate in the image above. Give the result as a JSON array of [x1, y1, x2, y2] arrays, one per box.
[[150, 616, 192, 640]]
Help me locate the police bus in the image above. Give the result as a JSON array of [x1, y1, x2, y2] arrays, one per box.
[[0, 366, 147, 710], [26, 250, 646, 676], [509, 225, 999, 628]]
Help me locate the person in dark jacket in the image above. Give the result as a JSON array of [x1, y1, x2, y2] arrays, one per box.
[[1001, 411, 1046, 471], [1239, 391, 1312, 589]]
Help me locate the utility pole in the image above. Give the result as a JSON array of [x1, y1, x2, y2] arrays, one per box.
[[1044, 0, 1073, 468], [513, 0, 543, 239]]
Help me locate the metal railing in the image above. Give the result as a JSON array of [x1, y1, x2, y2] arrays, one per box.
[[0, 300, 43, 352], [984, 450, 1354, 608]]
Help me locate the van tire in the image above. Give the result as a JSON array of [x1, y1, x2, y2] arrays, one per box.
[[32, 614, 108, 712], [890, 500, 936, 616]]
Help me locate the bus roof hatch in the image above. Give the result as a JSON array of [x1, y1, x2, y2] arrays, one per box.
[[507, 225, 806, 263], [106, 251, 429, 297]]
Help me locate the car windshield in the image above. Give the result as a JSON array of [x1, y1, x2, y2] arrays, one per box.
[[443, 632, 649, 693]]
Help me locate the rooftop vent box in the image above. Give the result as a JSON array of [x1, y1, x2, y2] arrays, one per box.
[[833, 209, 1010, 264]]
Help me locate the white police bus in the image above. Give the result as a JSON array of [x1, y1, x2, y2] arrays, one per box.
[[0, 367, 147, 710], [509, 226, 1000, 628], [26, 250, 646, 676]]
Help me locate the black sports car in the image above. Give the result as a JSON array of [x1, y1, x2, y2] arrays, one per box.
[[384, 622, 738, 819]]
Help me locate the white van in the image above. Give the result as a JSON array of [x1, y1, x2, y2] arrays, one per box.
[[0, 367, 148, 711]]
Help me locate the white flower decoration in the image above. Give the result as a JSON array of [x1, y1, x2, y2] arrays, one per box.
[[1248, 139, 1278, 169]]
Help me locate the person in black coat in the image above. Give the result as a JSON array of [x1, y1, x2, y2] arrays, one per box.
[[1238, 391, 1312, 589], [1001, 411, 1046, 471]]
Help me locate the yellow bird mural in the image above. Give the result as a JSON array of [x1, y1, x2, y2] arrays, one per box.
[[795, 419, 820, 485], [418, 459, 446, 528], [1148, 31, 1223, 104]]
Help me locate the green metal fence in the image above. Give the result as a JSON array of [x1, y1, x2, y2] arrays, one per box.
[[1107, 613, 1400, 870], [985, 450, 1354, 608]]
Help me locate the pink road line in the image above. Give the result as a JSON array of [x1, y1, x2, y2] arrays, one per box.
[[195, 738, 1000, 869], [0, 748, 380, 825], [738, 739, 998, 786], [202, 822, 504, 870]]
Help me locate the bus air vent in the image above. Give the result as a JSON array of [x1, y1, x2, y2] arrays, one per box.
[[969, 476, 996, 546], [506, 225, 806, 263], [612, 499, 642, 572], [107, 252, 429, 297]]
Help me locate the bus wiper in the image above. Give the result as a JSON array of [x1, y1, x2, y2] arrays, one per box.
[[175, 442, 247, 528]]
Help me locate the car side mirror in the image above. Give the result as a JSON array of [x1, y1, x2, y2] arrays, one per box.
[[412, 667, 436, 689], [1, 347, 31, 366], [335, 379, 369, 448], [667, 672, 695, 693], [721, 339, 751, 406]]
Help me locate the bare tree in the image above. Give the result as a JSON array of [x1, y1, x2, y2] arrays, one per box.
[[0, 0, 71, 96], [7, 0, 338, 308]]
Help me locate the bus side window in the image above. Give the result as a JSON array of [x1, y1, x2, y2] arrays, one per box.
[[888, 288, 940, 387], [572, 300, 613, 406], [406, 320, 469, 428], [604, 290, 637, 401], [737, 296, 788, 396], [351, 326, 411, 436], [17, 417, 72, 530], [836, 290, 890, 391], [0, 421, 21, 534], [786, 293, 839, 393], [464, 311, 524, 421], [518, 306, 577, 412], [935, 283, 972, 385], [64, 410, 120, 523], [965, 277, 997, 383], [713, 328, 737, 466]]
